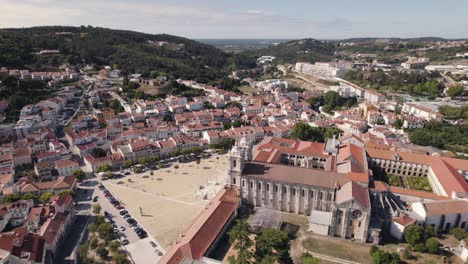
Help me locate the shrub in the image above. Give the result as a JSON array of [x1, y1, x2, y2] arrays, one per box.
[[370, 245, 379, 256], [96, 246, 109, 259], [89, 238, 99, 249], [174, 165, 179, 169], [108, 241, 120, 253], [92, 204, 101, 215], [425, 238, 440, 254], [404, 225, 424, 246], [413, 243, 426, 253], [449, 227, 467, 240], [402, 247, 411, 260], [150, 171, 154, 175]]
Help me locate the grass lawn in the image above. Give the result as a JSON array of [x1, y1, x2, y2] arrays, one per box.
[[407, 177, 432, 192], [239, 85, 257, 95], [388, 174, 404, 187], [302, 236, 372, 263]]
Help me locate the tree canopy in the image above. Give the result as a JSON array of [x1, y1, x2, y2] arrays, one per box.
[[227, 220, 254, 264], [255, 228, 292, 264], [408, 121, 468, 153], [290, 122, 342, 142]]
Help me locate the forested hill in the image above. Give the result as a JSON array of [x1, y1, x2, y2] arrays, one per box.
[[0, 26, 242, 81], [240, 38, 337, 64]]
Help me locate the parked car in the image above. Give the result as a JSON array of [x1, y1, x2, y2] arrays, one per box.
[[122, 239, 129, 245], [119, 210, 128, 215], [150, 241, 157, 247], [120, 226, 126, 232], [92, 196, 98, 202]]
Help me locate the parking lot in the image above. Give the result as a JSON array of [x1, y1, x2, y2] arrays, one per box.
[[101, 154, 229, 248], [94, 182, 164, 263]]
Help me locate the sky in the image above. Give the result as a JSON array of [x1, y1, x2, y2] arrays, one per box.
[[1, 0, 467, 39]]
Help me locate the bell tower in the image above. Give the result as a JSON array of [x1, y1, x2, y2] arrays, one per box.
[[228, 143, 244, 188]]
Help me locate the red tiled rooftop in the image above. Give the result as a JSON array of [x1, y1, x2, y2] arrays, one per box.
[[393, 214, 416, 226], [389, 186, 450, 201]]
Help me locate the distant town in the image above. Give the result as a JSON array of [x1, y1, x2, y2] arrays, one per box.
[[0, 26, 467, 264]]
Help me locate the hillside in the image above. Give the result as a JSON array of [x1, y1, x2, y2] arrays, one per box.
[[0, 26, 231, 82], [240, 38, 337, 64]]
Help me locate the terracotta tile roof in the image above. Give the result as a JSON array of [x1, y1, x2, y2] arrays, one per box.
[[159, 189, 240, 264], [393, 214, 416, 226], [371, 180, 390, 191], [0, 227, 44, 263], [421, 200, 468, 216], [243, 162, 348, 189], [389, 186, 450, 201], [253, 137, 328, 164], [337, 143, 366, 173], [39, 212, 67, 245], [347, 172, 369, 185], [189, 200, 238, 259], [430, 157, 468, 195], [441, 157, 468, 171], [336, 181, 370, 209], [55, 159, 79, 169]]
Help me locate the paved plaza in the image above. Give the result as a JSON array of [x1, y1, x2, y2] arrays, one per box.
[[103, 154, 229, 248]]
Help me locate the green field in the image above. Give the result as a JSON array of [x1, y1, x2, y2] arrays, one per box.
[[239, 85, 258, 95], [388, 174, 404, 187], [407, 176, 432, 192]]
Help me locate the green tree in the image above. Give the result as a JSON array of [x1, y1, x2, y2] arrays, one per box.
[[301, 252, 320, 264], [425, 238, 440, 254], [112, 253, 128, 264], [371, 249, 400, 264], [290, 122, 323, 142], [97, 164, 112, 172], [39, 192, 53, 204], [97, 223, 115, 241], [122, 160, 133, 169], [89, 238, 99, 249], [91, 148, 107, 158], [58, 190, 73, 196], [21, 193, 36, 201], [93, 204, 101, 215], [138, 157, 148, 165], [369, 245, 379, 256], [424, 225, 435, 240], [180, 148, 191, 156], [404, 225, 424, 246], [108, 241, 120, 253], [191, 146, 203, 154], [225, 101, 243, 110], [2, 194, 21, 203], [96, 245, 109, 259], [449, 227, 467, 240], [446, 86, 465, 98], [255, 228, 292, 264], [73, 169, 86, 182], [227, 220, 254, 264], [413, 243, 426, 253]]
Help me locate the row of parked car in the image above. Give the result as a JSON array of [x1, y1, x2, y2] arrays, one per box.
[[98, 183, 148, 239]]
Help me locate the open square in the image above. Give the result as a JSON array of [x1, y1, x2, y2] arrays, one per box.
[[102, 154, 229, 248]]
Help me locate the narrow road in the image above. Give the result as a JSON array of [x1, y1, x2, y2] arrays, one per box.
[[65, 81, 94, 127]]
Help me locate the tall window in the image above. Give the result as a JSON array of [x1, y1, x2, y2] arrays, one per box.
[[233, 160, 237, 168]]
